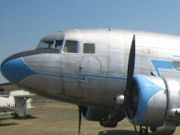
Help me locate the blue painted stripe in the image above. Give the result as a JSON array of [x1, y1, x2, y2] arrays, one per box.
[[1, 58, 36, 84], [1, 57, 127, 84], [36, 72, 127, 81], [151, 60, 173, 76], [2, 58, 126, 83]]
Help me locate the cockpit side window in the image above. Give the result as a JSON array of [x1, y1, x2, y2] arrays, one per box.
[[55, 40, 63, 50], [63, 40, 78, 53]]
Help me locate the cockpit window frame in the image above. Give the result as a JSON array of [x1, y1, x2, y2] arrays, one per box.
[[37, 40, 55, 49], [54, 40, 64, 51], [37, 39, 65, 52]]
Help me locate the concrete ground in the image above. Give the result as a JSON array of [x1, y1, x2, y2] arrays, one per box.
[[0, 101, 179, 135]]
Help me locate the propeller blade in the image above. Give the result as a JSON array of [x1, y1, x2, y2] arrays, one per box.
[[125, 35, 138, 134], [125, 35, 136, 119], [78, 107, 82, 135], [126, 35, 136, 90], [112, 35, 137, 134], [112, 35, 136, 120]]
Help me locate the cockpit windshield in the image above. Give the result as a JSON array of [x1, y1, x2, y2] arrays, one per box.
[[37, 41, 54, 49], [37, 40, 63, 50]]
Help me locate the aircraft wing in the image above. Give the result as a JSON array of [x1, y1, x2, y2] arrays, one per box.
[[0, 83, 21, 91], [13, 94, 35, 98]]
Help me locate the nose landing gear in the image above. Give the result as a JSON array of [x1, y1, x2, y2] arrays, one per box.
[[134, 125, 149, 135], [138, 126, 148, 135]]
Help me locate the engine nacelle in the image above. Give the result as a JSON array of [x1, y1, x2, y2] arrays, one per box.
[[80, 106, 125, 128], [150, 122, 176, 135], [127, 74, 180, 128], [80, 106, 109, 121]]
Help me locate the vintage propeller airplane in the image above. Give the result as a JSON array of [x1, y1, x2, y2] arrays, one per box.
[[0, 83, 34, 117], [1, 29, 180, 135]]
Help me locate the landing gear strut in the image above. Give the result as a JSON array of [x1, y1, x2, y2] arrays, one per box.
[[138, 126, 148, 135]]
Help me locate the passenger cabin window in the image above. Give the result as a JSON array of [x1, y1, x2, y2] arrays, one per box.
[[55, 40, 63, 50], [83, 43, 95, 54], [63, 40, 78, 53]]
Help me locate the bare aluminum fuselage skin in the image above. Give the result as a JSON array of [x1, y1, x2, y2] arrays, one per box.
[[2, 29, 180, 108]]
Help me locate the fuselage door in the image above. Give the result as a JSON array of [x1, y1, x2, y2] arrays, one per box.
[[80, 43, 101, 75], [80, 57, 100, 75], [80, 42, 108, 104], [62, 40, 82, 99]]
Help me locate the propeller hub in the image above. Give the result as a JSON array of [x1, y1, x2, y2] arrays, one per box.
[[114, 95, 125, 105]]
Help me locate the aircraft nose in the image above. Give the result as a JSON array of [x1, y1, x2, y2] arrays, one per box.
[[1, 57, 35, 84]]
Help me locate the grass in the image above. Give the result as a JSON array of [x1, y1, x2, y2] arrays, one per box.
[[0, 101, 179, 135]]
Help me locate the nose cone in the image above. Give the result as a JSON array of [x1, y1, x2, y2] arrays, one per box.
[[1, 57, 35, 84]]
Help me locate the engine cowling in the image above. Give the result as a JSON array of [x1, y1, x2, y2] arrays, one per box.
[[126, 75, 167, 126], [80, 106, 110, 121], [126, 74, 180, 131]]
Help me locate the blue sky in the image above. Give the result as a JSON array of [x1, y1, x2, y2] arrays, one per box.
[[0, 0, 180, 83]]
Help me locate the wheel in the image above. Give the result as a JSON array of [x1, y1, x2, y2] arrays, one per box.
[[99, 121, 118, 128]]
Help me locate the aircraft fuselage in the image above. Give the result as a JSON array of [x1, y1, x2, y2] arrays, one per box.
[[1, 29, 180, 108]]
